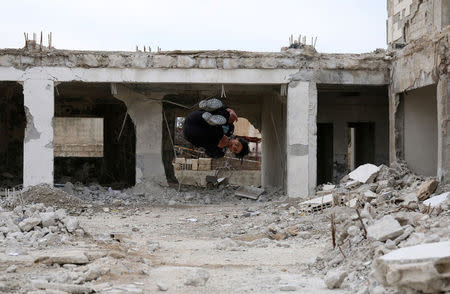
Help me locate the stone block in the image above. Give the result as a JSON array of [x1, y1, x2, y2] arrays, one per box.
[[348, 164, 380, 184], [63, 217, 79, 233], [176, 56, 196, 68], [153, 55, 176, 68], [417, 179, 438, 201], [261, 57, 277, 68], [18, 217, 41, 232], [39, 212, 57, 227], [34, 250, 90, 265], [222, 58, 240, 69], [372, 241, 450, 293], [324, 270, 347, 289], [367, 215, 403, 241], [198, 58, 216, 69]]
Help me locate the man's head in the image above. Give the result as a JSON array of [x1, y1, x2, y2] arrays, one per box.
[[228, 137, 250, 158]]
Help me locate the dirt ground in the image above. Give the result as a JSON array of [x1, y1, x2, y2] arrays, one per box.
[[1, 162, 449, 293], [0, 190, 355, 294]]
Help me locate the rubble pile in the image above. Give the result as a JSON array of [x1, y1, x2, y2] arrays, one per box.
[[306, 162, 450, 293], [0, 203, 86, 249]]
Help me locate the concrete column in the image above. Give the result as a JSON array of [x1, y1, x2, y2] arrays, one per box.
[[23, 79, 54, 187], [112, 84, 167, 185], [437, 77, 450, 182], [286, 81, 317, 198], [261, 95, 286, 188]]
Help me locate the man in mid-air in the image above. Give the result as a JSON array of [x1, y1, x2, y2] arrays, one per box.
[[183, 98, 249, 159]]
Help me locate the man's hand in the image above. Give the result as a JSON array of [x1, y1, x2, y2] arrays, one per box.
[[226, 108, 238, 124], [217, 135, 230, 148]]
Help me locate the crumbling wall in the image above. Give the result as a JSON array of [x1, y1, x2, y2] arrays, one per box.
[[403, 84, 438, 176], [54, 83, 136, 188], [387, 0, 449, 46], [390, 28, 449, 181]]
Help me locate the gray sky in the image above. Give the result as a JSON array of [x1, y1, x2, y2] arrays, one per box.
[[1, 0, 387, 53]]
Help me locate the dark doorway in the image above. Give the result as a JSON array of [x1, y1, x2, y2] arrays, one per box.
[[0, 82, 25, 188], [348, 122, 375, 169], [317, 123, 333, 185]]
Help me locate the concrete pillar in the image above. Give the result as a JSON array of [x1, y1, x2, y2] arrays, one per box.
[[23, 79, 54, 187], [261, 95, 286, 188], [112, 84, 167, 185], [437, 77, 450, 182], [286, 81, 317, 198]]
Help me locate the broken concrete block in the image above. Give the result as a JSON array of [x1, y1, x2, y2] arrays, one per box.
[[322, 184, 335, 191], [423, 192, 450, 207], [18, 217, 41, 232], [367, 215, 403, 242], [372, 241, 450, 293], [235, 186, 264, 200], [417, 179, 438, 201], [363, 190, 377, 201], [184, 268, 210, 286], [32, 281, 94, 293], [348, 164, 380, 184], [34, 250, 90, 265], [39, 212, 57, 227], [348, 163, 380, 184], [324, 270, 347, 289], [400, 192, 418, 205], [345, 180, 361, 189], [63, 217, 79, 233]]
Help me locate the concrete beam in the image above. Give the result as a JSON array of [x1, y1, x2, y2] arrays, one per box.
[[0, 67, 297, 84], [23, 79, 54, 187], [286, 81, 317, 198]]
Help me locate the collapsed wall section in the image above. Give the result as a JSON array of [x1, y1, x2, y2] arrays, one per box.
[[54, 82, 136, 188]]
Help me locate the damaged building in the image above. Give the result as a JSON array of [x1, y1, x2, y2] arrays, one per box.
[[0, 0, 448, 198]]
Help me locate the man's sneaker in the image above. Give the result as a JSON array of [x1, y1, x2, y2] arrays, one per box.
[[199, 98, 223, 111], [202, 112, 227, 126]]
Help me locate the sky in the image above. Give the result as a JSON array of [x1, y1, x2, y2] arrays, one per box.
[[0, 0, 387, 54]]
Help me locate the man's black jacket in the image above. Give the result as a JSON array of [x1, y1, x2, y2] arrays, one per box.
[[183, 108, 234, 158]]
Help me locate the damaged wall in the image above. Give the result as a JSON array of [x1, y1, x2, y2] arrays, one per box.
[[390, 27, 449, 181], [387, 0, 449, 46], [54, 83, 136, 187], [318, 86, 389, 182], [403, 84, 438, 176]]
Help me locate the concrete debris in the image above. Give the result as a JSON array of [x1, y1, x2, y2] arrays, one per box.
[[235, 185, 264, 200], [372, 241, 450, 293], [417, 179, 438, 201], [157, 282, 168, 291], [367, 215, 403, 242], [184, 268, 210, 286], [348, 164, 380, 184], [423, 192, 450, 207], [324, 269, 347, 289], [34, 250, 90, 265], [31, 281, 94, 293], [18, 217, 41, 232]]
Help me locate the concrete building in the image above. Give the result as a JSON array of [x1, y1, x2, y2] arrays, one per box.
[[0, 0, 448, 198]]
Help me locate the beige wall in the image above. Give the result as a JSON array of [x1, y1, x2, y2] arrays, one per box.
[[404, 85, 438, 176], [54, 117, 103, 157]]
